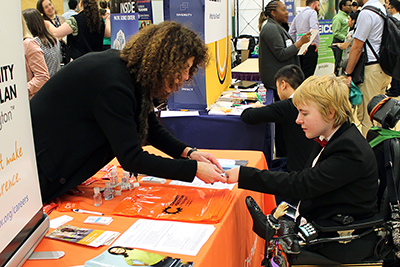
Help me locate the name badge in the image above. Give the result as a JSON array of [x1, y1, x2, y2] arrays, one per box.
[[285, 39, 293, 47]]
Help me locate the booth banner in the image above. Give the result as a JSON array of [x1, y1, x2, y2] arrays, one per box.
[[315, 19, 335, 76], [110, 0, 139, 50], [137, 0, 153, 29], [166, 0, 231, 110], [110, 0, 138, 14], [110, 13, 139, 50], [0, 1, 43, 254], [285, 0, 295, 24], [320, 0, 336, 20]]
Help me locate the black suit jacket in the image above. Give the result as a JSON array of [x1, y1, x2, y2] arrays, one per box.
[[30, 50, 197, 203], [241, 98, 314, 172], [239, 122, 379, 221]]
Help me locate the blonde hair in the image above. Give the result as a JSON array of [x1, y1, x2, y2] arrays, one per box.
[[292, 75, 353, 128]]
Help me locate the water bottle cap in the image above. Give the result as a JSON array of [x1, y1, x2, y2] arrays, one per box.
[[94, 187, 100, 194]]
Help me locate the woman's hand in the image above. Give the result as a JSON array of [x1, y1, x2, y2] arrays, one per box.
[[189, 151, 223, 171], [196, 162, 227, 183], [294, 31, 311, 50], [225, 167, 240, 184], [300, 31, 312, 44]]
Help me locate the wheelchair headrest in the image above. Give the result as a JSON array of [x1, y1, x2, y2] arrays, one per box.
[[368, 95, 400, 129]]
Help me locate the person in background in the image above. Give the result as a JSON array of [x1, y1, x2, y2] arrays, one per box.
[[37, 0, 66, 27], [226, 75, 379, 263], [241, 65, 315, 205], [22, 16, 50, 99], [257, 0, 311, 159], [23, 8, 61, 77], [45, 0, 111, 62], [385, 0, 400, 97], [289, 0, 321, 79], [331, 11, 360, 75], [331, 0, 352, 76], [37, 0, 68, 65], [352, 1, 360, 11], [344, 0, 391, 136], [62, 0, 78, 20], [100, 0, 111, 50], [30, 21, 226, 204]]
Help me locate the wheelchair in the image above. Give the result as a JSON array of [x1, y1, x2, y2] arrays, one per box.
[[246, 95, 400, 267]]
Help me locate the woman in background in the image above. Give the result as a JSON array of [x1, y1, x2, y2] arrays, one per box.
[[258, 0, 310, 101], [23, 8, 61, 77], [37, 0, 67, 64], [45, 0, 111, 61], [22, 16, 50, 99], [36, 0, 66, 27]]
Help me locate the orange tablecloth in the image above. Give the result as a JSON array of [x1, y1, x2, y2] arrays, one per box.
[[23, 146, 275, 267]]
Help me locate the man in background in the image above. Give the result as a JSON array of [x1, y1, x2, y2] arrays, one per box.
[[62, 0, 78, 20], [344, 0, 391, 136], [331, 0, 352, 76], [289, 0, 321, 78]]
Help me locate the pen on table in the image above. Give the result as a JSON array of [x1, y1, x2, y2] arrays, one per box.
[[255, 92, 263, 103], [71, 209, 104, 216]]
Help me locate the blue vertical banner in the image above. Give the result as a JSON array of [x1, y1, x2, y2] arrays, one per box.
[[137, 0, 153, 29], [315, 19, 335, 75], [166, 0, 231, 110], [167, 0, 207, 110], [285, 0, 295, 24], [109, 0, 139, 50]]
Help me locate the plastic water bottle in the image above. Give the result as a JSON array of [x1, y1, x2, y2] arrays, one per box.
[[110, 169, 118, 186], [121, 171, 130, 190], [103, 182, 114, 201], [232, 85, 241, 102], [258, 83, 267, 104], [93, 187, 102, 207]]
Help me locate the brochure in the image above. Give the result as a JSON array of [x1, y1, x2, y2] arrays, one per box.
[[85, 246, 194, 267], [46, 224, 120, 247]]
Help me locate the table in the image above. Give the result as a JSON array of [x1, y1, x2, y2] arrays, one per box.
[[161, 112, 273, 165], [231, 58, 259, 81], [23, 147, 276, 267]]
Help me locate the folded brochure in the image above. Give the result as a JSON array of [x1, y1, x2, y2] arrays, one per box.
[[46, 224, 120, 247], [85, 246, 193, 267]]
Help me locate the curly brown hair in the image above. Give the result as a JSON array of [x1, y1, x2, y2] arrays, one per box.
[[120, 21, 209, 100], [81, 0, 102, 33]]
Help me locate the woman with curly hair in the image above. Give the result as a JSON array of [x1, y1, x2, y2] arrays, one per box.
[[45, 0, 111, 61], [23, 8, 61, 77], [30, 21, 227, 204]]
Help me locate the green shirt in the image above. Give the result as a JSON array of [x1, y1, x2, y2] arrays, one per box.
[[332, 10, 349, 41]]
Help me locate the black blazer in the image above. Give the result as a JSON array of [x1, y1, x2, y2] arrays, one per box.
[[239, 122, 379, 221], [241, 98, 314, 172], [30, 50, 197, 203]]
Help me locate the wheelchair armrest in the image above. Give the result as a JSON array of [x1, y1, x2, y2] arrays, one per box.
[[312, 213, 384, 232]]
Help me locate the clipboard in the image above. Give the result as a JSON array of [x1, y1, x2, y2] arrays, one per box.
[[229, 80, 258, 89], [297, 29, 318, 55]]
